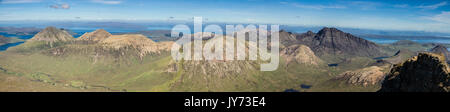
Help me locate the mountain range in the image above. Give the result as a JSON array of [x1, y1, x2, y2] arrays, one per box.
[[0, 26, 448, 92], [280, 27, 386, 63]]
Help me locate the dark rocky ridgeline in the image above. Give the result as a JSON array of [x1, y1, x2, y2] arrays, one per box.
[[279, 27, 385, 58], [379, 53, 450, 92], [430, 45, 450, 63], [306, 27, 384, 57]]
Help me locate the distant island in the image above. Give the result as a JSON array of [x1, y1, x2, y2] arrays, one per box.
[[0, 35, 24, 46], [0, 27, 41, 35]]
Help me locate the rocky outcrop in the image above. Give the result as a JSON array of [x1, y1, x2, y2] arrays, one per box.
[[333, 66, 386, 86], [29, 26, 73, 42], [379, 53, 450, 92], [280, 45, 323, 66], [77, 29, 112, 42]]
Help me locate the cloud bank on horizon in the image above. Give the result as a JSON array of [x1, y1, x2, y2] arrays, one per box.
[[0, 0, 450, 33]]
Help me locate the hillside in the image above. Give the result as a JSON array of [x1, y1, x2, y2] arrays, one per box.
[[333, 66, 387, 87], [0, 26, 408, 92], [0, 27, 339, 92], [281, 27, 385, 58], [280, 44, 323, 66], [379, 53, 450, 92]]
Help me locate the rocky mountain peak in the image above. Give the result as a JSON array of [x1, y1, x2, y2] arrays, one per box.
[[100, 34, 172, 58], [78, 29, 112, 41], [379, 52, 450, 92], [316, 27, 341, 36], [315, 27, 357, 40], [298, 27, 384, 58], [29, 26, 73, 42], [280, 45, 323, 66]]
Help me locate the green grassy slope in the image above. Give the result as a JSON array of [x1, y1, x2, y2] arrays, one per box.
[[0, 40, 390, 92]]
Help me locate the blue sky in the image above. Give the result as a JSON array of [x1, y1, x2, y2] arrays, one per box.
[[1, 0, 450, 33]]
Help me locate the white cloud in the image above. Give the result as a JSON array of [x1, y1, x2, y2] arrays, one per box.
[[428, 11, 450, 24], [91, 0, 122, 5], [417, 1, 447, 10], [288, 3, 346, 10], [0, 0, 42, 4], [61, 3, 70, 9], [348, 1, 381, 10], [393, 4, 408, 8], [49, 4, 59, 9], [49, 3, 70, 9]]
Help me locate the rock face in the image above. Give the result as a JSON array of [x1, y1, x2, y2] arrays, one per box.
[[279, 31, 299, 46], [430, 45, 450, 63], [379, 53, 450, 92], [77, 29, 112, 41], [305, 27, 383, 57], [280, 27, 384, 58], [280, 45, 323, 66], [333, 66, 386, 86], [29, 26, 73, 42]]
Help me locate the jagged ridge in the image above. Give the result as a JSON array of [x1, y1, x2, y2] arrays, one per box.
[[280, 27, 385, 58], [379, 52, 450, 92]]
